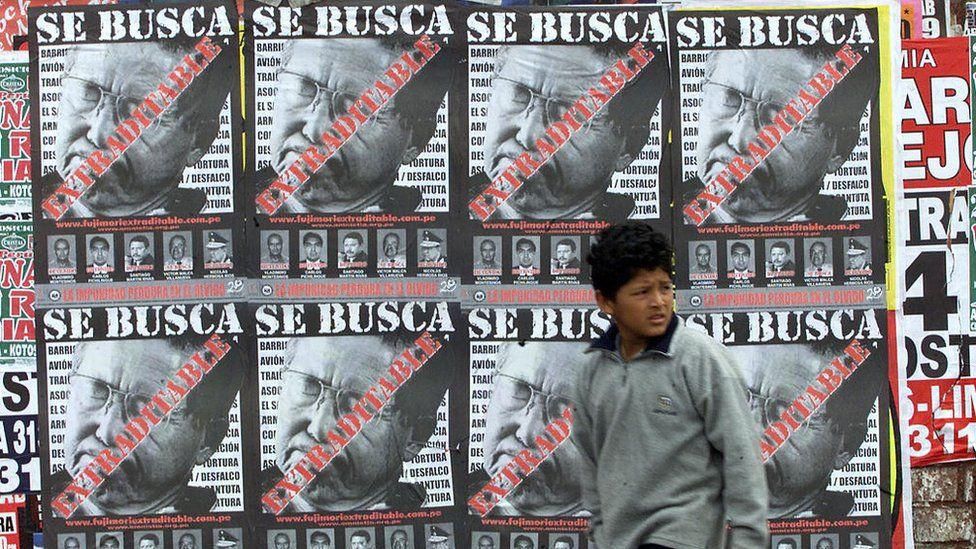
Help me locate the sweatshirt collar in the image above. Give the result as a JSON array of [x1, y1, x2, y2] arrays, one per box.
[[590, 315, 679, 357]]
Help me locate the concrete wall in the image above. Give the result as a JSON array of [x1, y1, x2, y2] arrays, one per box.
[[912, 462, 976, 548]]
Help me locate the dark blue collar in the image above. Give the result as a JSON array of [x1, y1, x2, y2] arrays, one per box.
[[590, 315, 678, 356]]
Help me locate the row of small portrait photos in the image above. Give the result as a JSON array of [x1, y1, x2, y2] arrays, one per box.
[[56, 528, 242, 549], [47, 230, 234, 283], [687, 236, 874, 288], [771, 532, 879, 549], [471, 235, 588, 284], [259, 228, 448, 279]]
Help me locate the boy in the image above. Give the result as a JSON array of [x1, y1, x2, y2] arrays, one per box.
[[573, 222, 768, 548]]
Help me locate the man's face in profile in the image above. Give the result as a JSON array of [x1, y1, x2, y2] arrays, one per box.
[[477, 536, 494, 549], [480, 240, 496, 264], [139, 538, 158, 549], [56, 44, 207, 216], [736, 345, 851, 516], [276, 337, 420, 510], [769, 246, 788, 269], [349, 535, 370, 549], [695, 245, 711, 268], [55, 239, 71, 262], [274, 534, 290, 549], [90, 240, 110, 266], [268, 234, 284, 258], [383, 234, 400, 259], [304, 236, 323, 262], [483, 342, 585, 514], [64, 538, 80, 549], [271, 39, 416, 212], [99, 537, 120, 549], [178, 534, 197, 549], [64, 340, 214, 514], [555, 244, 574, 265], [484, 46, 635, 218], [731, 245, 750, 271], [129, 240, 147, 262], [697, 50, 851, 222], [810, 243, 827, 268], [516, 242, 535, 268], [170, 237, 186, 261], [343, 237, 361, 259]]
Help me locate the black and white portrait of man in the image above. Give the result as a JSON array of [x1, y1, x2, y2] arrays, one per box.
[[683, 46, 877, 224], [86, 235, 113, 274], [254, 37, 454, 214], [51, 337, 245, 516], [471, 44, 667, 220], [42, 40, 233, 218]]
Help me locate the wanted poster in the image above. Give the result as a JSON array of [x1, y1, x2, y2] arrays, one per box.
[[460, 5, 670, 291], [466, 305, 609, 547], [245, 0, 460, 283], [251, 300, 463, 546], [683, 308, 891, 543], [0, 218, 38, 495], [28, 0, 245, 292], [670, 7, 889, 311], [0, 51, 29, 206], [36, 301, 249, 548]]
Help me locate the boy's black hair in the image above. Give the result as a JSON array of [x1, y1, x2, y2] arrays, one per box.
[[587, 221, 673, 299]]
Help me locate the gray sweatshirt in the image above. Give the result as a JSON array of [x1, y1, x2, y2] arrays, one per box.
[[572, 317, 768, 549]]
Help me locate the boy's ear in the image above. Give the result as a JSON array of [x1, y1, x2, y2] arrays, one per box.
[[594, 290, 614, 317]]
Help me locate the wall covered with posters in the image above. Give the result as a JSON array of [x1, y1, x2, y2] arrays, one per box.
[[0, 0, 927, 547]]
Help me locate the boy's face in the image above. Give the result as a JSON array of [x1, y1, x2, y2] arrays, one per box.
[[596, 268, 674, 339]]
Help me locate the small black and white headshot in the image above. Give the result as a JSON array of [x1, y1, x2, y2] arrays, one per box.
[[851, 533, 878, 548], [261, 230, 289, 268], [255, 37, 454, 214], [550, 237, 581, 275], [726, 240, 755, 280], [511, 236, 540, 277], [472, 532, 499, 549], [683, 46, 878, 224], [377, 229, 407, 270], [803, 238, 833, 278], [338, 230, 368, 267], [845, 237, 872, 274], [53, 336, 245, 516], [772, 536, 800, 549], [204, 230, 233, 268], [548, 533, 578, 549], [346, 528, 376, 549], [214, 528, 242, 548], [58, 534, 85, 549], [509, 533, 538, 549], [173, 530, 202, 549], [299, 230, 327, 270], [418, 229, 447, 268], [307, 529, 335, 549], [384, 525, 415, 549], [689, 241, 717, 280], [95, 533, 122, 549], [44, 40, 233, 218], [85, 234, 113, 274], [124, 233, 155, 272], [473, 44, 667, 220], [268, 530, 297, 549], [164, 232, 193, 272], [812, 533, 839, 549], [425, 523, 454, 549], [136, 531, 163, 549], [473, 237, 502, 275], [48, 236, 76, 274], [765, 240, 796, 278], [262, 335, 451, 512]]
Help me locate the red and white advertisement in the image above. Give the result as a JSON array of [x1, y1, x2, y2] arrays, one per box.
[[901, 38, 972, 189]]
